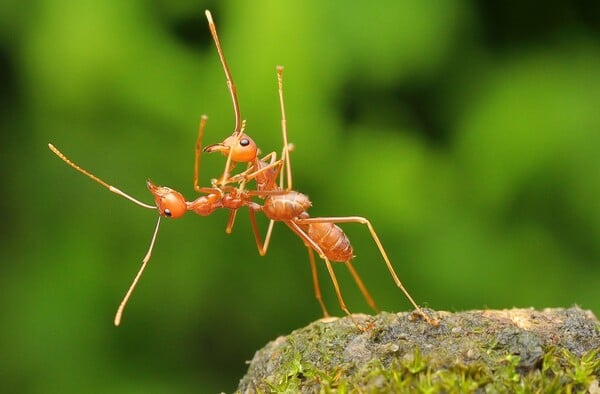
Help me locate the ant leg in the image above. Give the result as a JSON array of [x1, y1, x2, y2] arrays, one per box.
[[194, 116, 226, 195], [247, 206, 275, 256], [262, 151, 284, 190], [229, 153, 284, 188], [48, 144, 156, 210], [247, 207, 265, 254], [344, 259, 380, 313], [276, 66, 293, 191], [285, 221, 358, 322], [259, 151, 278, 165], [224, 68, 290, 191], [246, 213, 335, 320], [295, 216, 438, 326], [114, 216, 162, 326], [263, 219, 276, 251], [225, 209, 237, 234], [223, 176, 252, 235], [193, 115, 206, 191], [306, 246, 330, 317]]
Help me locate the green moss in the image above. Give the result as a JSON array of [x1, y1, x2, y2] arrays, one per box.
[[251, 346, 599, 393], [238, 308, 600, 393]]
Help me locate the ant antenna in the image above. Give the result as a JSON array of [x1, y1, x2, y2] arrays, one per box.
[[48, 143, 163, 325], [205, 10, 242, 135], [114, 216, 162, 326], [48, 144, 156, 210]]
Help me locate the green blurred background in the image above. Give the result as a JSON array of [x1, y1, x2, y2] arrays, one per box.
[[1, 0, 599, 392]]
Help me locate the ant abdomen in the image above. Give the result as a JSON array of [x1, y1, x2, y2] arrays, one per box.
[[263, 191, 311, 221], [307, 223, 354, 262]]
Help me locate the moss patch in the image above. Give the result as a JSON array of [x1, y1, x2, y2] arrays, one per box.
[[237, 307, 600, 393]]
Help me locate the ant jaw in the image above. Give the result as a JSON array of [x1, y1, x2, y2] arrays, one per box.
[[203, 143, 229, 154], [146, 180, 187, 219]]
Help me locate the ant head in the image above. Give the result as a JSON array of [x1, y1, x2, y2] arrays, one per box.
[[147, 180, 187, 218], [204, 133, 257, 163]]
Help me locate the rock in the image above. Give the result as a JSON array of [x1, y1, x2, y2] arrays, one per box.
[[237, 307, 600, 393]]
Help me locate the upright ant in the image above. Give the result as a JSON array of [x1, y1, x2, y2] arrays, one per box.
[[201, 11, 437, 326], [48, 10, 438, 327]]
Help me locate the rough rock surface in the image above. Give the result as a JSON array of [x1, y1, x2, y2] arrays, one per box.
[[237, 307, 600, 393]]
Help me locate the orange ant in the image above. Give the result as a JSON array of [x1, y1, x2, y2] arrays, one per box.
[[202, 11, 437, 326], [47, 10, 437, 327]]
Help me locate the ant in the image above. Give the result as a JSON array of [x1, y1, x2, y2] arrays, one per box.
[[47, 10, 438, 327], [200, 12, 437, 326]]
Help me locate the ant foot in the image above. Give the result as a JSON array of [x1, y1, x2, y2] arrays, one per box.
[[409, 310, 440, 327]]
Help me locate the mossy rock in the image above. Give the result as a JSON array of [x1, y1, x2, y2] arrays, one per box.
[[237, 307, 600, 393]]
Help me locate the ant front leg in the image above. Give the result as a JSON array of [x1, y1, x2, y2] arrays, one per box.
[[227, 151, 284, 192], [193, 115, 228, 195], [228, 67, 293, 191], [246, 202, 274, 257], [114, 216, 162, 326], [276, 66, 293, 191], [294, 216, 438, 326]]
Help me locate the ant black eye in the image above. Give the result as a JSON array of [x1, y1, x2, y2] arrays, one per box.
[[164, 208, 172, 217], [240, 138, 250, 147]]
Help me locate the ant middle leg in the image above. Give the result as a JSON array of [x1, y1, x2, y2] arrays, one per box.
[[343, 259, 380, 314]]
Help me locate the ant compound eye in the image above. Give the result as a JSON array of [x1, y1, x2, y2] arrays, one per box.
[[240, 138, 250, 147], [164, 208, 172, 217]]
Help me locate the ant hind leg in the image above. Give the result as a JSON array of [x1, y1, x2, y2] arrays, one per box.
[[285, 221, 371, 330], [306, 246, 330, 318], [344, 259, 380, 314], [295, 216, 438, 326]]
